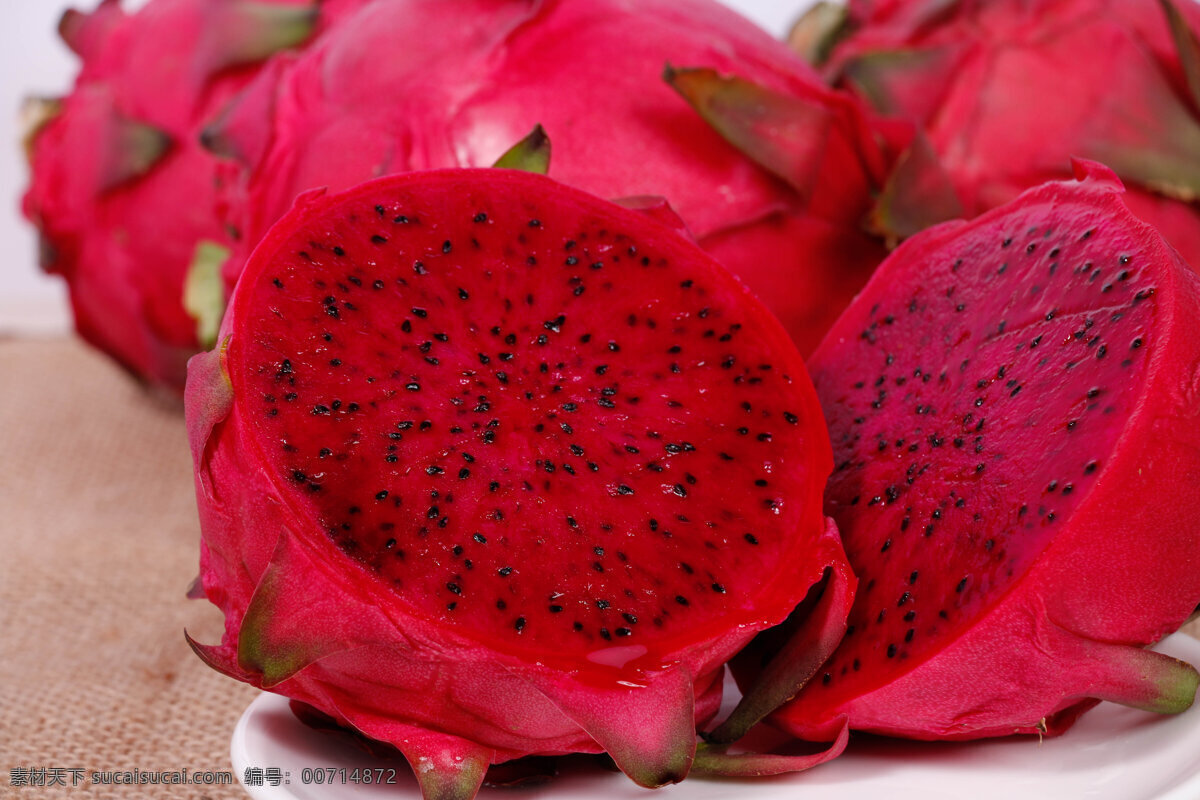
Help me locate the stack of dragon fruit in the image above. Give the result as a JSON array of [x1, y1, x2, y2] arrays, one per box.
[[23, 0, 1200, 795]]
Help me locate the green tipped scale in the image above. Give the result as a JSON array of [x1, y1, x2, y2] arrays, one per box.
[[492, 124, 551, 174], [192, 1, 319, 78]]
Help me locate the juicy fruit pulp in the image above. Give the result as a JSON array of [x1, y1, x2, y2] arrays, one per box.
[[763, 163, 1200, 741], [186, 168, 850, 796], [239, 187, 819, 652]]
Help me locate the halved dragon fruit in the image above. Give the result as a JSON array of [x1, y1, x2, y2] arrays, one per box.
[[22, 0, 361, 388], [207, 0, 891, 356], [722, 162, 1200, 745], [185, 167, 852, 796]]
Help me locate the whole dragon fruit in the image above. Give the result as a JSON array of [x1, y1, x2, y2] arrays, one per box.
[[21, 0, 361, 389], [207, 0, 891, 356], [716, 162, 1200, 746], [790, 0, 1200, 262], [185, 166, 854, 796]]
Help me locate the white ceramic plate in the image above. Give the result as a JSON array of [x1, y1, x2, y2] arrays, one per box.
[[232, 633, 1200, 800]]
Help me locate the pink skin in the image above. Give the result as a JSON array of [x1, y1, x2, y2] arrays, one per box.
[[186, 169, 852, 795], [763, 163, 1200, 743], [213, 0, 890, 357], [22, 0, 363, 388], [822, 0, 1200, 269]]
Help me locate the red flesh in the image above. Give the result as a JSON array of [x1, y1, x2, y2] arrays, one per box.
[[767, 163, 1200, 741]]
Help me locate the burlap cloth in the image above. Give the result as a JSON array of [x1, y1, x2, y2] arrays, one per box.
[[3, 337, 1200, 800], [1, 339, 256, 799]]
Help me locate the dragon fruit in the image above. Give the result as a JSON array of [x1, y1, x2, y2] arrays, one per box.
[[21, 0, 361, 389], [791, 0, 1200, 263], [185, 166, 854, 795], [718, 162, 1200, 746], [207, 0, 891, 356]]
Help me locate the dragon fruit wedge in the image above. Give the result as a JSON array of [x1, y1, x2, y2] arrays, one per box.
[[723, 161, 1200, 746], [184, 167, 854, 796], [790, 0, 1200, 264], [207, 0, 891, 357], [21, 0, 361, 389]]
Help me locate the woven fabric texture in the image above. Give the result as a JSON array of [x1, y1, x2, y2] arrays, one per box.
[[1, 339, 255, 800]]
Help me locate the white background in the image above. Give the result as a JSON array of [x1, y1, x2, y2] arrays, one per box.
[[0, 0, 807, 336]]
